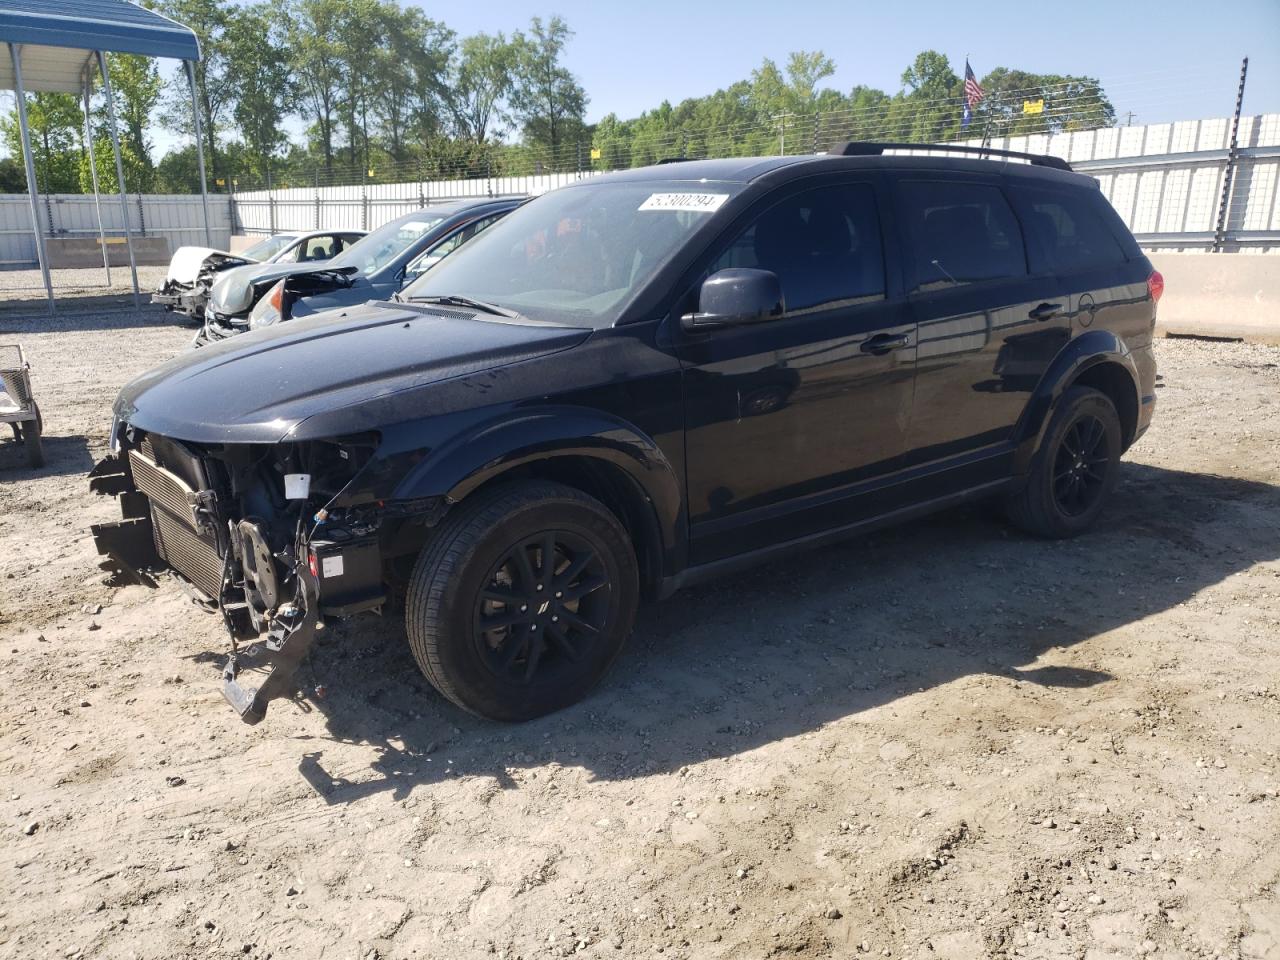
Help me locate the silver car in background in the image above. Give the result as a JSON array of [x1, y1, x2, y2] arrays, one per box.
[[153, 230, 365, 324]]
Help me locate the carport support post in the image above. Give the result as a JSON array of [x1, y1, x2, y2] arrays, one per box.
[[82, 71, 112, 285], [8, 43, 55, 313], [96, 50, 140, 310], [184, 59, 213, 247]]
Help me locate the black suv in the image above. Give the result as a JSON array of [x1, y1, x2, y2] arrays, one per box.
[[91, 143, 1160, 723]]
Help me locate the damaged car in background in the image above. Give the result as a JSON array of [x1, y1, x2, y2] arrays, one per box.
[[153, 230, 365, 324], [194, 198, 522, 346]]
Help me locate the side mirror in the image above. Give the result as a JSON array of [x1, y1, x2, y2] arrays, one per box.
[[681, 268, 784, 332]]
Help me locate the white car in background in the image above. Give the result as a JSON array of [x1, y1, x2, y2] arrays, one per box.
[[152, 229, 366, 324]]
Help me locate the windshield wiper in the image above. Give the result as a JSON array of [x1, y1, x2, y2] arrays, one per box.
[[413, 294, 518, 318]]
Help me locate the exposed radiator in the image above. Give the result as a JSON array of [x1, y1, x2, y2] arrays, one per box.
[[129, 444, 225, 599]]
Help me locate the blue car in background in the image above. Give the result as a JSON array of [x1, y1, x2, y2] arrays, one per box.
[[195, 197, 524, 345]]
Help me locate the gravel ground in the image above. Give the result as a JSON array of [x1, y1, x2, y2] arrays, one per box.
[[0, 311, 1278, 960], [0, 267, 169, 310]]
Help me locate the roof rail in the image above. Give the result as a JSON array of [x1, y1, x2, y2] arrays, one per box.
[[656, 156, 692, 165], [829, 141, 1072, 172]]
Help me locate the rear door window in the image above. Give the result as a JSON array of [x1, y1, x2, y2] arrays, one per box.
[[1008, 185, 1129, 274], [709, 182, 885, 313], [897, 180, 1027, 291]]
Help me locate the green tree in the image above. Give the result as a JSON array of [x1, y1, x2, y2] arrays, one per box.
[[284, 0, 344, 174], [0, 93, 83, 193], [333, 0, 386, 171], [158, 0, 234, 185], [976, 68, 1114, 137], [511, 16, 588, 163], [894, 50, 961, 142], [374, 5, 453, 161], [447, 32, 519, 144], [226, 3, 293, 180], [77, 136, 149, 193], [0, 156, 26, 193], [103, 54, 162, 190]]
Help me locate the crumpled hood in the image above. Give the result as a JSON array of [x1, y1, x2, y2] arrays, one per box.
[[208, 260, 313, 314], [166, 246, 255, 285], [209, 260, 361, 316], [114, 301, 592, 444]]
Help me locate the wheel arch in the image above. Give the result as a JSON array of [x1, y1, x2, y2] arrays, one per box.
[[392, 407, 685, 598], [1014, 330, 1142, 470]]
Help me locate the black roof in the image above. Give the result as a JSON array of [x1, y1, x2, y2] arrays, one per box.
[[587, 150, 1089, 188]]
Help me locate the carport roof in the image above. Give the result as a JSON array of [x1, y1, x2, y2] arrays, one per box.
[[0, 0, 200, 93]]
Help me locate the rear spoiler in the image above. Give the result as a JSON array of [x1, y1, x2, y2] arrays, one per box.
[[829, 140, 1072, 172]]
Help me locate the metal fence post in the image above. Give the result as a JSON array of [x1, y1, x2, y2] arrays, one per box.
[[314, 168, 320, 230], [1212, 56, 1249, 252], [9, 43, 54, 311], [136, 193, 146, 236], [361, 167, 369, 231], [95, 49, 140, 309], [228, 182, 237, 241], [267, 168, 276, 235]]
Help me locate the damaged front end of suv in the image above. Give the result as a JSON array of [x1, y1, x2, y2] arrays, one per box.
[[86, 297, 593, 722], [89, 424, 429, 722], [88, 291, 600, 723]]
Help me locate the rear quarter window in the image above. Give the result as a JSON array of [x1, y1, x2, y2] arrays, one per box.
[[1009, 184, 1129, 274]]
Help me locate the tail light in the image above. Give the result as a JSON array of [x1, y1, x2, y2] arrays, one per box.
[[1147, 270, 1164, 303]]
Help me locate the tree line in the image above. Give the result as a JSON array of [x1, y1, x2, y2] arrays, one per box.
[[0, 0, 1114, 195]]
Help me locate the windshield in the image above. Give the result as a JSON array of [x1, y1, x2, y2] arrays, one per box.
[[403, 181, 742, 327], [328, 215, 444, 277], [242, 234, 296, 262]]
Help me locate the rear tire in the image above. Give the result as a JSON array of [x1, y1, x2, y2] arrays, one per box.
[[1006, 386, 1121, 539], [405, 480, 639, 721]]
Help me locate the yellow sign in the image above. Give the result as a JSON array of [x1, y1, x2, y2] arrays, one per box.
[[590, 147, 601, 160], [215, 177, 225, 186], [367, 169, 375, 177], [1022, 99, 1045, 115]]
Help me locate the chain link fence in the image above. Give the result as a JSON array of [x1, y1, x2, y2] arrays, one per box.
[[229, 112, 1280, 253]]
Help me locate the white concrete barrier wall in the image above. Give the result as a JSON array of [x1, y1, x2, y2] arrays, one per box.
[[1152, 253, 1280, 342], [0, 194, 233, 268]]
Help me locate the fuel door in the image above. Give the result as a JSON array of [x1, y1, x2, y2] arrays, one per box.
[[1075, 292, 1098, 330]]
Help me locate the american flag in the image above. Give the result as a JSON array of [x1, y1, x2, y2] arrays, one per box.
[[962, 59, 984, 129]]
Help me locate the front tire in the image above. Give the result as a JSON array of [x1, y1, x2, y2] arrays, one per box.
[[1006, 386, 1122, 538], [405, 480, 639, 721]]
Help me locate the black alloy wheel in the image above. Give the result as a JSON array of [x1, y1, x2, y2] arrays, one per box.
[[406, 480, 639, 721], [473, 530, 612, 685], [1051, 414, 1110, 517], [1006, 385, 1123, 538]]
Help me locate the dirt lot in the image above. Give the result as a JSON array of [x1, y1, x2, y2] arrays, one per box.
[[0, 305, 1277, 960]]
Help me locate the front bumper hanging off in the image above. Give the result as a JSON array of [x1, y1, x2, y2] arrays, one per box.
[[221, 571, 323, 724], [89, 449, 322, 724]]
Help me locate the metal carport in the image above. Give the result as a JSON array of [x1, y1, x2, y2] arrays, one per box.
[[0, 0, 209, 311]]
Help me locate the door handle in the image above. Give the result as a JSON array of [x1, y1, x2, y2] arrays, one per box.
[[1029, 302, 1064, 322], [860, 332, 910, 355]]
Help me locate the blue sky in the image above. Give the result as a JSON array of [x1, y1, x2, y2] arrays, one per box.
[[435, 0, 1278, 126], [111, 0, 1280, 158]]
